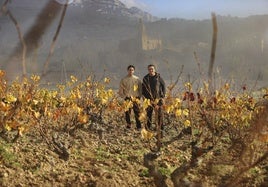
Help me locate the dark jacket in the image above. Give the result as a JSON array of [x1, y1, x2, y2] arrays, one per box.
[[142, 73, 166, 100]]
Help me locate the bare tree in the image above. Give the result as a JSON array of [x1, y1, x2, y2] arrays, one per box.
[[42, 2, 68, 76], [1, 0, 27, 77], [3, 0, 63, 79], [208, 12, 218, 95]]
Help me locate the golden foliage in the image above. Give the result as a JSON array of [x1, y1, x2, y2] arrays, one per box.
[[0, 71, 266, 144]]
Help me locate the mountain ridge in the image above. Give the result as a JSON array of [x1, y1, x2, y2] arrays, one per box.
[[8, 0, 158, 22], [1, 1, 268, 85]]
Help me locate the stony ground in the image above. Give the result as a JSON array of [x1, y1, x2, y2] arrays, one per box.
[[0, 116, 176, 187], [0, 114, 267, 187]]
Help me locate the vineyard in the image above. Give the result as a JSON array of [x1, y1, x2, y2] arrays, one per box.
[[0, 70, 267, 187]]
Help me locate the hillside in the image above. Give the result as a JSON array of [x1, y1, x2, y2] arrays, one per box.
[[0, 1, 268, 88]]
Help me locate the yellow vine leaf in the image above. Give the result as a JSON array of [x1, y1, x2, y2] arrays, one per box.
[[101, 97, 108, 104], [6, 94, 17, 103], [0, 70, 5, 77], [32, 99, 39, 105], [184, 120, 191, 127], [184, 82, 192, 90], [34, 111, 41, 119], [73, 105, 82, 113], [133, 84, 138, 91], [133, 97, 141, 104], [107, 89, 114, 97], [5, 125, 11, 131], [153, 98, 159, 106], [224, 83, 230, 90], [30, 75, 40, 82], [60, 96, 66, 102], [74, 89, 82, 99], [203, 82, 211, 93], [78, 113, 89, 124], [143, 98, 151, 109], [139, 111, 147, 122], [183, 109, 189, 116], [166, 105, 174, 114], [141, 128, 154, 140], [46, 111, 52, 117], [123, 100, 133, 112], [70, 75, 78, 83], [175, 109, 182, 117], [0, 101, 11, 111], [18, 126, 25, 136], [104, 77, 110, 83], [174, 98, 181, 107]]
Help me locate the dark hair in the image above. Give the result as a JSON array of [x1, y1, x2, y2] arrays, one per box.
[[147, 64, 155, 69], [127, 65, 135, 70]]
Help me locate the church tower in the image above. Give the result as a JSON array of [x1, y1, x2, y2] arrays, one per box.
[[138, 18, 162, 51], [138, 18, 147, 50]]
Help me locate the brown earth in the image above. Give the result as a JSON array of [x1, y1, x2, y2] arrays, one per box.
[[0, 112, 267, 187]]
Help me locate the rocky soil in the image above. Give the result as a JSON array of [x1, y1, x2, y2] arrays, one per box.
[[0, 113, 267, 187]]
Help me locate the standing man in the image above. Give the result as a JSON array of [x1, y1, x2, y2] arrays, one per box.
[[142, 64, 166, 130], [119, 65, 142, 130]]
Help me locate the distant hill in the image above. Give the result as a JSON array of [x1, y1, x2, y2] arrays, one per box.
[[1, 1, 268, 88]]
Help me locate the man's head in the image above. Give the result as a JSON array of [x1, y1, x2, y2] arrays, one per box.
[[147, 64, 156, 76], [127, 65, 135, 76]]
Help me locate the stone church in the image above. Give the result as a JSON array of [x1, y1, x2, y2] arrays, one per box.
[[119, 19, 162, 53], [138, 19, 162, 51]]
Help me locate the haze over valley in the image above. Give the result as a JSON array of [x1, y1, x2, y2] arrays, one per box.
[[1, 0, 268, 89]]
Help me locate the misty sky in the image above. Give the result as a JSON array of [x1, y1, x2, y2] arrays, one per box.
[[121, 0, 268, 19]]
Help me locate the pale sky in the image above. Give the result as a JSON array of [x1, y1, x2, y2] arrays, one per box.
[[120, 0, 268, 19]]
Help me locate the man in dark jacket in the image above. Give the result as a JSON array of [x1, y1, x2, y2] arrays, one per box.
[[142, 64, 166, 130]]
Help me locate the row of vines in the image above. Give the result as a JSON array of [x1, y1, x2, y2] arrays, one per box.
[[0, 69, 267, 186]]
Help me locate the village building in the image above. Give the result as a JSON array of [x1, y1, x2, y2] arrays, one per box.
[[119, 19, 162, 53]]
